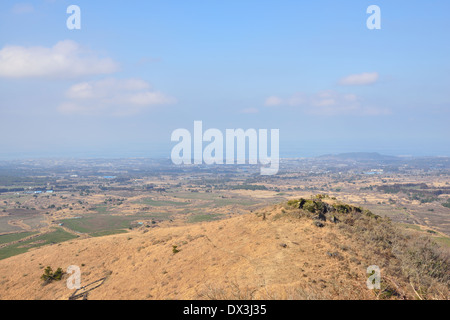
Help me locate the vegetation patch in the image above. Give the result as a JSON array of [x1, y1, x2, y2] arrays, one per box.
[[92, 205, 109, 214], [279, 196, 449, 299], [434, 236, 450, 248], [188, 214, 223, 223], [60, 213, 170, 236], [442, 198, 450, 209], [287, 196, 375, 220], [0, 231, 38, 245], [377, 183, 449, 204], [41, 266, 64, 285], [0, 228, 77, 260], [139, 198, 187, 207], [228, 185, 268, 191], [172, 245, 180, 254]]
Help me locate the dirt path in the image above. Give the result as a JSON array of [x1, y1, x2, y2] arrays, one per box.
[[7, 219, 31, 231], [57, 224, 89, 239]]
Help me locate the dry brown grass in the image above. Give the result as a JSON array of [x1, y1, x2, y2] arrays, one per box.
[[0, 197, 448, 300]]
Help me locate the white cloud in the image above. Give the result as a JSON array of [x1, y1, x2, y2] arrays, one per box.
[[264, 90, 390, 116], [0, 40, 119, 79], [12, 3, 34, 14], [338, 72, 379, 86], [264, 96, 283, 106], [286, 93, 307, 106], [58, 78, 176, 116]]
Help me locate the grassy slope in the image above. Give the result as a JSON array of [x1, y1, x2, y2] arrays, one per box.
[[0, 199, 448, 300]]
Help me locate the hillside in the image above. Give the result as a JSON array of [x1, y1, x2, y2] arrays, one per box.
[[0, 197, 448, 300]]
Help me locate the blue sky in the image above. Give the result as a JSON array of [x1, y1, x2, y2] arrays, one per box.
[[0, 0, 449, 158]]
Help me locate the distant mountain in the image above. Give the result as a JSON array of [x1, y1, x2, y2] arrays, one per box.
[[317, 152, 399, 161]]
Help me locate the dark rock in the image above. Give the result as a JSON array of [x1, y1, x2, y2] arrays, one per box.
[[313, 221, 324, 228], [298, 198, 306, 209], [314, 212, 327, 221], [329, 215, 339, 223], [327, 252, 338, 258], [326, 251, 343, 260]]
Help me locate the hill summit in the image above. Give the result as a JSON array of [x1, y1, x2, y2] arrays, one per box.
[[0, 196, 448, 300]]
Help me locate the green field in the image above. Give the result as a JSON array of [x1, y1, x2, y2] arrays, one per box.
[[93, 205, 109, 213], [60, 215, 136, 234], [434, 236, 450, 248], [188, 213, 223, 223], [398, 223, 450, 248], [60, 213, 171, 235], [210, 198, 259, 207], [174, 192, 228, 201], [398, 223, 422, 231], [364, 204, 407, 219], [174, 192, 260, 208], [138, 198, 187, 207], [0, 231, 38, 245], [0, 228, 78, 260]]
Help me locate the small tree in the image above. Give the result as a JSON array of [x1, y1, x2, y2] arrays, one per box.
[[172, 245, 180, 254], [41, 266, 64, 284]]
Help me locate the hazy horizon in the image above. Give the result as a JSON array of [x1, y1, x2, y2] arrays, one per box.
[[1, 147, 448, 161]]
